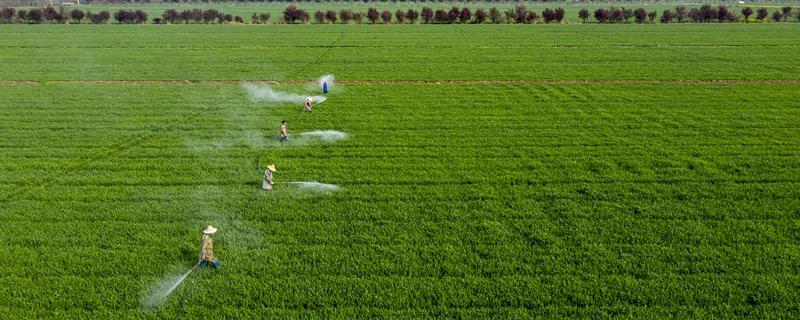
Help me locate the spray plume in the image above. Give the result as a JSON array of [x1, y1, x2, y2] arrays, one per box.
[[242, 82, 326, 104], [276, 181, 339, 191], [142, 263, 199, 310], [294, 130, 348, 142]]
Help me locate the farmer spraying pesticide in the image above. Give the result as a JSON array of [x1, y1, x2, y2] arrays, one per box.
[[262, 164, 276, 190], [305, 97, 313, 112], [198, 225, 220, 269], [279, 120, 288, 143]]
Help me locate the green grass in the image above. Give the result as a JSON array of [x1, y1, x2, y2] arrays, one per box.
[[1, 24, 800, 318]]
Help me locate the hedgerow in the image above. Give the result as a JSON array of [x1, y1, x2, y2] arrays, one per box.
[[3, 5, 797, 25]]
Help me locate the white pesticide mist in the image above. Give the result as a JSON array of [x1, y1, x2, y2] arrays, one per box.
[[243, 82, 327, 105], [318, 74, 335, 89], [277, 181, 340, 191], [142, 263, 198, 310], [242, 82, 306, 104], [294, 130, 348, 143]]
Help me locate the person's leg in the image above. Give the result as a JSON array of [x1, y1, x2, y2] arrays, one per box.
[[199, 261, 208, 269], [212, 260, 221, 269]]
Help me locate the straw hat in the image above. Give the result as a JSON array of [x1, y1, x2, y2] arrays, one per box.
[[267, 164, 277, 172], [203, 225, 218, 235]]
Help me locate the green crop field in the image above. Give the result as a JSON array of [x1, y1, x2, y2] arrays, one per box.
[[1, 24, 800, 319]]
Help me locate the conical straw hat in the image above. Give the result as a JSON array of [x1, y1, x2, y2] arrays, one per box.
[[203, 225, 218, 235], [267, 165, 277, 172]]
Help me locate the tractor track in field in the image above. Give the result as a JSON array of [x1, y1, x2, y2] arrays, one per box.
[[1, 79, 800, 85]]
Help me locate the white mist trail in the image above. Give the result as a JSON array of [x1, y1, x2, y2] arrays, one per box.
[[275, 181, 339, 191], [142, 263, 199, 310], [294, 130, 348, 142]]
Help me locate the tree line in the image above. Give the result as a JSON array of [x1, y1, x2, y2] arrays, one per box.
[[1, 5, 798, 24]]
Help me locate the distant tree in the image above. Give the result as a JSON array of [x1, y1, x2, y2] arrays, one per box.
[[756, 8, 768, 21], [594, 8, 608, 23], [325, 10, 337, 24], [621, 7, 632, 23], [675, 5, 686, 23], [16, 9, 27, 23], [1, 7, 15, 23], [421, 7, 433, 24], [434, 9, 447, 23], [179, 10, 191, 23], [555, 8, 565, 23], [796, 9, 800, 22], [489, 7, 501, 24], [113, 10, 128, 24], [339, 9, 353, 24], [660, 10, 673, 23], [474, 8, 486, 24], [578, 8, 589, 23], [723, 11, 738, 22], [353, 12, 363, 24], [258, 13, 270, 24], [771, 11, 782, 22], [28, 9, 44, 24], [542, 8, 556, 23], [459, 7, 471, 24], [699, 4, 718, 22], [687, 8, 701, 22], [718, 5, 729, 22], [234, 15, 243, 23], [133, 10, 147, 24], [406, 9, 418, 24], [313, 10, 325, 24], [447, 7, 459, 23], [90, 11, 110, 24], [284, 5, 304, 24], [394, 10, 405, 24], [610, 7, 624, 23], [514, 5, 527, 23], [380, 10, 391, 24], [202, 9, 218, 24], [367, 7, 379, 24], [224, 14, 232, 23], [43, 6, 59, 23], [525, 11, 539, 24], [70, 9, 84, 23], [781, 6, 792, 22], [191, 9, 202, 23], [648, 11, 657, 22], [633, 8, 647, 23], [741, 7, 753, 22], [152, 17, 162, 24], [162, 9, 178, 24]]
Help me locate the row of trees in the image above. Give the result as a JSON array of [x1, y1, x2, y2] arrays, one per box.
[[582, 5, 797, 24], [2, 5, 798, 24], [0, 6, 111, 24], [294, 6, 563, 24]]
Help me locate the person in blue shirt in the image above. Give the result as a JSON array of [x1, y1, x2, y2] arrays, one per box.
[[322, 81, 328, 94]]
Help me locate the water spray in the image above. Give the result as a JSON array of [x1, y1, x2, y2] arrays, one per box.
[[291, 130, 348, 142], [274, 181, 340, 191], [142, 261, 201, 310]]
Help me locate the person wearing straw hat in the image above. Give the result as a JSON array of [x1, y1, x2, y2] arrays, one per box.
[[304, 97, 313, 112], [198, 225, 220, 269], [279, 120, 289, 143], [262, 164, 276, 190]]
